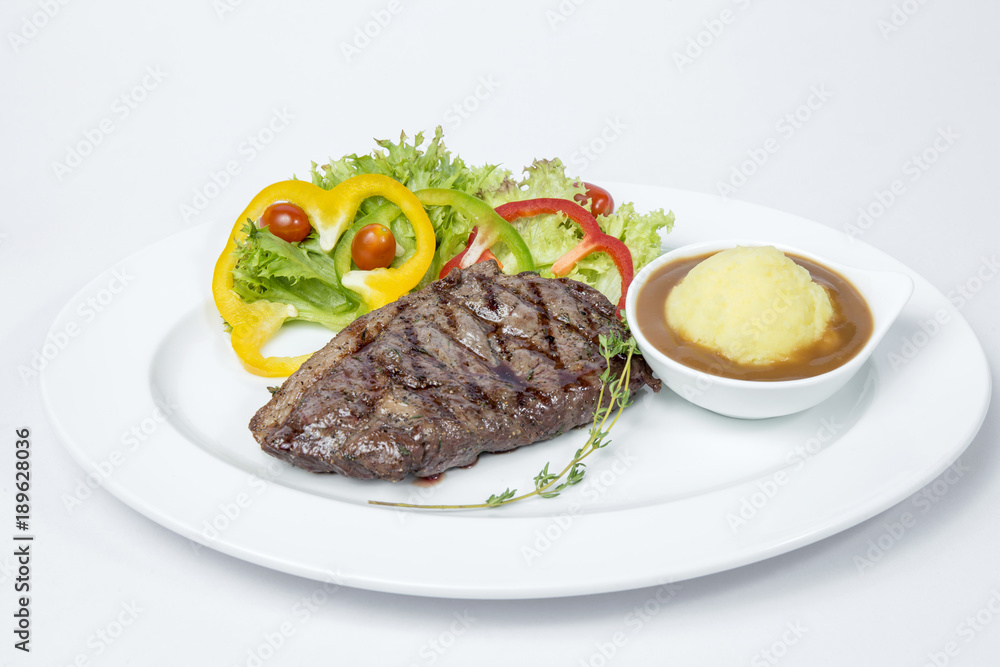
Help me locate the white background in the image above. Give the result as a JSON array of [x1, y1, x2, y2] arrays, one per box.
[[2, 0, 999, 665]]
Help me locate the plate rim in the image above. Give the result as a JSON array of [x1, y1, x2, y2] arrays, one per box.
[[40, 185, 992, 599]]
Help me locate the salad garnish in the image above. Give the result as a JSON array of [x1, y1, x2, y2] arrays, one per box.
[[215, 128, 674, 376], [495, 197, 634, 316], [212, 174, 435, 376]]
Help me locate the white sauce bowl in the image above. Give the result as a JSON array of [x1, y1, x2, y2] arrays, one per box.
[[625, 240, 914, 419]]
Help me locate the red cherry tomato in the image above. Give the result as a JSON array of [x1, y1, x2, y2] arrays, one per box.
[[260, 202, 311, 243], [573, 182, 614, 217], [351, 224, 396, 271]]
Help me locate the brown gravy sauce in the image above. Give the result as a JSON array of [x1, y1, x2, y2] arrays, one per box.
[[635, 251, 874, 381]]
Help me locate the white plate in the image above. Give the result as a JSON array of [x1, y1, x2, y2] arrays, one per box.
[[41, 185, 990, 599]]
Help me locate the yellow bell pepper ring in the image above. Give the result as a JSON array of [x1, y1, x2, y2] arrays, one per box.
[[226, 300, 306, 377], [212, 174, 435, 377], [332, 176, 436, 311], [211, 181, 318, 376]]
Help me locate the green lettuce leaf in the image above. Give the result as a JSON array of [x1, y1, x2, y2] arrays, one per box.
[[231, 222, 363, 331], [483, 159, 674, 305], [230, 129, 674, 333]]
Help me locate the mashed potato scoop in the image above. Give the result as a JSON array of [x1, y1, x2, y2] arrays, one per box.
[[665, 245, 834, 365]]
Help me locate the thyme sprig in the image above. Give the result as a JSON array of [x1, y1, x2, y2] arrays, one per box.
[[368, 332, 637, 510]]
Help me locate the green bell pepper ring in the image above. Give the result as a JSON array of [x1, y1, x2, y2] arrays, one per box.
[[333, 188, 534, 283]]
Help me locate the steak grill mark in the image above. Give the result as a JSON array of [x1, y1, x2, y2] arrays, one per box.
[[249, 261, 660, 481]]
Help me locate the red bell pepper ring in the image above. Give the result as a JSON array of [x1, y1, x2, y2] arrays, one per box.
[[439, 227, 503, 279], [494, 198, 633, 316]]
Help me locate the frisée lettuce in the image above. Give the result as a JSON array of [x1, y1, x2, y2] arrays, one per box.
[[482, 159, 673, 305], [229, 128, 674, 332]]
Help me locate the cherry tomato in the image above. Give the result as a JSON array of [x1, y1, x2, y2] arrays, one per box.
[[260, 202, 311, 243], [351, 224, 396, 271], [573, 182, 614, 217]]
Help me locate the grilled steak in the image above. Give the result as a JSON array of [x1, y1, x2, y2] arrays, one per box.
[[250, 261, 660, 481]]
